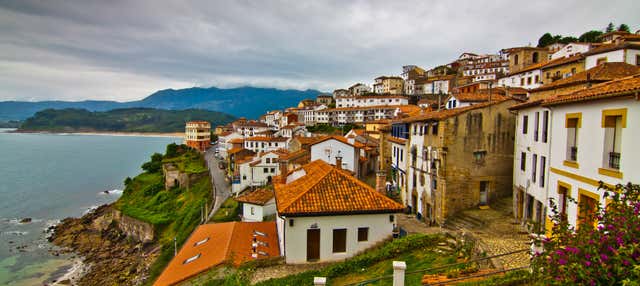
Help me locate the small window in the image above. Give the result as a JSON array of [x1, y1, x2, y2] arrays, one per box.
[[636, 55, 640, 66], [194, 237, 209, 247], [289, 219, 294, 227], [539, 156, 546, 188], [389, 215, 395, 222], [332, 229, 347, 253], [250, 207, 255, 215], [520, 152, 526, 171], [357, 227, 369, 242], [263, 167, 269, 173], [270, 168, 276, 173], [522, 115, 529, 134], [432, 123, 438, 135], [532, 154, 538, 183], [183, 253, 201, 264]]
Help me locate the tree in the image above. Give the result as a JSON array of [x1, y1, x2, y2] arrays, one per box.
[[165, 143, 179, 158], [538, 33, 554, 47], [559, 36, 579, 44], [578, 30, 603, 43], [606, 22, 616, 33], [141, 152, 163, 173], [618, 24, 631, 33], [531, 182, 640, 285]]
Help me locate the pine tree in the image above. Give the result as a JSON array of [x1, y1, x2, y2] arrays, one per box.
[[606, 22, 615, 33], [618, 24, 630, 33]]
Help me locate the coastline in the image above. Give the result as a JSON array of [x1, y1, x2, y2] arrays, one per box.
[[11, 130, 184, 138]]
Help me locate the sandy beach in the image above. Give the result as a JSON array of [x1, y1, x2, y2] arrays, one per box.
[[11, 130, 184, 138]]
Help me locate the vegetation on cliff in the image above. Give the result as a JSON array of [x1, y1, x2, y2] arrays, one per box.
[[18, 107, 235, 133], [114, 143, 213, 284]]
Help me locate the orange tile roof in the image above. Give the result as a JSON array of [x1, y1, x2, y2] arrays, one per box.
[[452, 93, 507, 102], [236, 189, 275, 205], [508, 99, 544, 111], [153, 222, 279, 286], [583, 42, 640, 56], [219, 131, 233, 136], [542, 74, 640, 106], [229, 138, 245, 144], [387, 136, 407, 145], [274, 160, 404, 216], [311, 135, 364, 149], [539, 53, 584, 71], [279, 149, 308, 161], [292, 136, 323, 145], [401, 99, 509, 123], [397, 105, 421, 114], [227, 147, 245, 155], [533, 62, 640, 92]]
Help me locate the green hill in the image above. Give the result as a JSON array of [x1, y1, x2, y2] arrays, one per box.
[[18, 107, 236, 133]]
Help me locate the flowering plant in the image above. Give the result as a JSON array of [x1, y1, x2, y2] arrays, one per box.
[[531, 182, 640, 285]]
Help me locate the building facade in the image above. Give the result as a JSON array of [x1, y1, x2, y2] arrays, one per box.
[[185, 121, 211, 152]]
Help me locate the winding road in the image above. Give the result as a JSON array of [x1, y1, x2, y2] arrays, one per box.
[[204, 144, 231, 221]]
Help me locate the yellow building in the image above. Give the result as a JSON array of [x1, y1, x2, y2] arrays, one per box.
[[540, 54, 585, 85], [503, 47, 549, 74], [374, 76, 404, 94]]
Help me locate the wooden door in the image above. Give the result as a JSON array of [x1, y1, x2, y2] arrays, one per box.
[[479, 181, 488, 205], [307, 229, 320, 261]]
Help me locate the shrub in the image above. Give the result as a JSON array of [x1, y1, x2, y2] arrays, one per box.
[[532, 182, 640, 285]]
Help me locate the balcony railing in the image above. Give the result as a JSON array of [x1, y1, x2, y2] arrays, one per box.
[[570, 146, 578, 162], [609, 152, 621, 170]]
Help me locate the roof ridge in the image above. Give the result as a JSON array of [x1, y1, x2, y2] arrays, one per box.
[[334, 168, 404, 208], [223, 222, 238, 262]]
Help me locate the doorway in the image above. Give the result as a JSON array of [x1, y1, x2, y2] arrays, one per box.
[[479, 181, 489, 205], [306, 229, 320, 262]]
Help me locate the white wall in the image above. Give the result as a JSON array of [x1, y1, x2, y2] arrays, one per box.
[[310, 139, 358, 174], [242, 198, 276, 222], [498, 70, 542, 89], [547, 98, 639, 227], [550, 43, 591, 60], [280, 213, 396, 264], [584, 49, 640, 70]]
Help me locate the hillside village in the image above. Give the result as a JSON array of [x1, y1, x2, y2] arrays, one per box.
[[157, 29, 640, 285]]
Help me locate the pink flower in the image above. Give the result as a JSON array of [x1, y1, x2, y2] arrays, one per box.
[[585, 261, 592, 267], [559, 258, 568, 265], [601, 254, 609, 261]]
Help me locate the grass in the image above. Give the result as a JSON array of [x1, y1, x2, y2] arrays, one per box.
[[112, 146, 214, 285], [210, 197, 241, 222]]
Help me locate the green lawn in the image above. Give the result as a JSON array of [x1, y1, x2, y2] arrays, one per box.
[[210, 197, 241, 223]]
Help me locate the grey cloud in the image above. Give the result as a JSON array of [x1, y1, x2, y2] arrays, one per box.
[[0, 0, 638, 101]]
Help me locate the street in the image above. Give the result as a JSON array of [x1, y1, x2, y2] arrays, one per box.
[[204, 144, 231, 220]]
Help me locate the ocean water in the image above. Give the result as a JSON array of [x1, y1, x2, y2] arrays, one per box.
[[0, 129, 181, 285]]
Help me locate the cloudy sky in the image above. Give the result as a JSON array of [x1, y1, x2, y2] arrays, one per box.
[[1, 0, 638, 102]]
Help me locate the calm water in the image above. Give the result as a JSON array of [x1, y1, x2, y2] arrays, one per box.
[[0, 129, 181, 285]]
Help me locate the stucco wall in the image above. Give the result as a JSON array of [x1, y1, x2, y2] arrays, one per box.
[[310, 139, 358, 174], [281, 213, 396, 264]]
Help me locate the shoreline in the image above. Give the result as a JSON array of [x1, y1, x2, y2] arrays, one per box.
[[50, 258, 89, 286], [10, 130, 184, 138]]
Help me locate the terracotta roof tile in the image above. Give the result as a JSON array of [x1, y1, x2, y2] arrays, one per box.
[[387, 136, 407, 145], [245, 136, 289, 142], [583, 42, 640, 56], [533, 62, 640, 92], [508, 99, 544, 110], [274, 160, 403, 216], [542, 74, 640, 106], [401, 99, 509, 123], [229, 138, 245, 144], [153, 222, 279, 286], [236, 189, 275, 205], [227, 147, 245, 155], [452, 93, 507, 102]]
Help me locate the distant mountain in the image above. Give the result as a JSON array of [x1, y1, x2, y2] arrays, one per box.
[[0, 86, 322, 121], [19, 108, 236, 133]]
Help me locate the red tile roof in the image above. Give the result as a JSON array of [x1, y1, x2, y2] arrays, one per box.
[[452, 93, 507, 102], [245, 136, 289, 142], [508, 99, 544, 111], [236, 189, 275, 205], [310, 135, 365, 149], [153, 222, 279, 286], [542, 74, 640, 106], [400, 99, 509, 123], [583, 42, 640, 56], [274, 160, 404, 216], [533, 62, 640, 92]]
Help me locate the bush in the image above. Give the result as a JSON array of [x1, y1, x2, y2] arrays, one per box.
[[532, 182, 640, 285]]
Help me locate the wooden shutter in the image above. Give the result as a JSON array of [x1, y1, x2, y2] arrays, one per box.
[[332, 229, 347, 253], [357, 227, 369, 242]]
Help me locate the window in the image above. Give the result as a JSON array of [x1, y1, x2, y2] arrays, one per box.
[[527, 77, 532, 85], [332, 229, 347, 253], [183, 253, 201, 264], [571, 67, 576, 75], [514, 54, 519, 65], [263, 167, 269, 173], [432, 122, 438, 135], [532, 52, 539, 63], [540, 156, 546, 188], [270, 167, 275, 173], [534, 112, 539, 142], [542, 111, 549, 143], [520, 78, 525, 86], [637, 55, 640, 66], [265, 158, 270, 163], [558, 184, 569, 221], [602, 109, 625, 171], [532, 154, 538, 183], [357, 227, 369, 242], [578, 191, 598, 227], [596, 57, 607, 65], [566, 114, 580, 162], [534, 75, 539, 83], [520, 152, 526, 171], [546, 72, 550, 79], [250, 206, 255, 215], [194, 237, 209, 247], [522, 115, 528, 134]]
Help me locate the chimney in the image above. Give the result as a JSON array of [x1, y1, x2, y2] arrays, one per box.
[[335, 151, 343, 170], [278, 159, 288, 184], [375, 171, 387, 194]]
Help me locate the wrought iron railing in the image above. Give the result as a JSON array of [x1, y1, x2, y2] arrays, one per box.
[[609, 152, 620, 169]]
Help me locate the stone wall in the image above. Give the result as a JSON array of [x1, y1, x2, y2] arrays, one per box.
[[163, 163, 208, 190], [112, 209, 155, 243]]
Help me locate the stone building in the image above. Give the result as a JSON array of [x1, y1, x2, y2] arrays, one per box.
[[398, 99, 517, 225], [184, 121, 211, 152]]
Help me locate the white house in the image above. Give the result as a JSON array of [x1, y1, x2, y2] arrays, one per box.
[[541, 74, 640, 231], [509, 100, 552, 230], [348, 83, 371, 96], [583, 42, 640, 70], [217, 131, 243, 159], [236, 188, 276, 222], [309, 136, 361, 176], [335, 95, 408, 108], [243, 136, 290, 153], [389, 122, 409, 206], [550, 43, 592, 60], [274, 160, 404, 263], [232, 151, 282, 193], [498, 64, 544, 90]]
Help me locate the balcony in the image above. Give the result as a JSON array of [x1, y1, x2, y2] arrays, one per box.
[[609, 152, 621, 170], [569, 146, 578, 162]]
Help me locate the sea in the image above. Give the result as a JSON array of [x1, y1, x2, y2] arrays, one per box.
[[0, 129, 181, 285]]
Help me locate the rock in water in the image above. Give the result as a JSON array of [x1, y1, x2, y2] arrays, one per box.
[[19, 218, 32, 223]]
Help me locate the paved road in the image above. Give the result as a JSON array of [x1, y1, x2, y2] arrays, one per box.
[[204, 144, 231, 221]]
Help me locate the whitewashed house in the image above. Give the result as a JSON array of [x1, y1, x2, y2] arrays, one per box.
[[584, 42, 640, 69], [498, 64, 544, 89], [274, 160, 404, 263], [244, 136, 290, 153], [236, 188, 276, 222], [232, 151, 282, 194], [550, 43, 592, 60], [217, 131, 243, 159], [309, 136, 361, 176], [542, 75, 640, 231]]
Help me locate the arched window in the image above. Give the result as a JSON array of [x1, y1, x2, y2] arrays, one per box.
[[514, 54, 519, 65], [532, 52, 539, 63]]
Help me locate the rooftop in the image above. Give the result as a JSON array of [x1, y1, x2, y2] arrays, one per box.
[[274, 160, 404, 216], [533, 62, 640, 92], [153, 222, 279, 286], [236, 188, 275, 205], [542, 74, 640, 106]]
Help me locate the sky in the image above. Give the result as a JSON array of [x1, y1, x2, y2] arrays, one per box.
[[0, 0, 638, 102]]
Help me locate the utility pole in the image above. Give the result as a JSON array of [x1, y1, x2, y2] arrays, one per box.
[[174, 237, 177, 257]]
